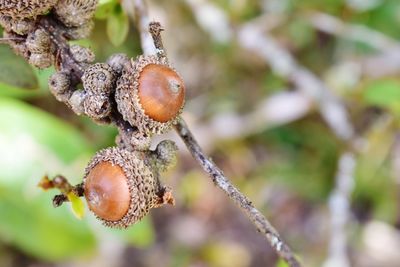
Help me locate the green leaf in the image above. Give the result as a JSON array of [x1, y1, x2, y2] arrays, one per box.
[[107, 4, 130, 47], [67, 192, 85, 220], [0, 46, 38, 91], [364, 79, 400, 114], [0, 97, 96, 261], [276, 259, 290, 267], [96, 0, 117, 19], [0, 97, 92, 163]]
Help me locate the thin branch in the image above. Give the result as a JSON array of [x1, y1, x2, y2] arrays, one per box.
[[183, 0, 355, 141], [308, 12, 400, 52], [129, 1, 302, 266], [237, 20, 354, 141], [323, 152, 356, 267], [174, 119, 301, 267]]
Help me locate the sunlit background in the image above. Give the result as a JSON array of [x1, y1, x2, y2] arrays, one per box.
[[0, 0, 400, 266]]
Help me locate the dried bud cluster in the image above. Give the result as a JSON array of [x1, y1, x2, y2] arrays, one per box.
[[70, 44, 95, 64], [0, 0, 98, 68], [54, 0, 98, 27], [0, 0, 57, 34], [0, 0, 57, 19], [48, 71, 71, 102], [26, 29, 54, 68], [81, 63, 115, 121]]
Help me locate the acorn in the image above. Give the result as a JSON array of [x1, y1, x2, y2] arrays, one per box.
[[115, 55, 185, 135], [54, 0, 98, 27], [83, 147, 163, 228]]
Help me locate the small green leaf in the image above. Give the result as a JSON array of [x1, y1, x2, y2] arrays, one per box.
[[0, 46, 38, 91], [107, 4, 130, 47], [276, 259, 290, 267], [364, 79, 400, 113], [96, 0, 117, 19], [98, 0, 115, 5], [67, 192, 85, 220], [0, 97, 96, 261]]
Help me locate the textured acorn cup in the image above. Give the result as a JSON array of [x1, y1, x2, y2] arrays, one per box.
[[116, 55, 185, 134], [83, 147, 158, 228], [0, 0, 58, 19], [54, 0, 98, 27]]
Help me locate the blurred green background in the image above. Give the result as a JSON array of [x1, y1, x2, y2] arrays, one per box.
[[1, 0, 400, 266]]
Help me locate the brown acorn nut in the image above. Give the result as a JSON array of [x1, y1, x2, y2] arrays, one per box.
[[54, 0, 98, 27], [83, 147, 160, 228], [115, 55, 185, 135]]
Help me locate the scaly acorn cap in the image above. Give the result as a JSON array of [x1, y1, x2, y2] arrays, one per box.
[[83, 147, 160, 228], [26, 29, 52, 54], [0, 0, 58, 19], [82, 63, 115, 95], [54, 0, 98, 27], [115, 55, 185, 135]]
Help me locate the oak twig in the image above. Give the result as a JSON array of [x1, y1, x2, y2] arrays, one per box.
[[175, 119, 301, 267], [130, 2, 301, 266]]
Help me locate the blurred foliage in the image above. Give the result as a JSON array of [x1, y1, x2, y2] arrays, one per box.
[[0, 0, 400, 266]]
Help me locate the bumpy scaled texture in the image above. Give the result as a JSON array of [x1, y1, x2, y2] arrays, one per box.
[[0, 15, 34, 34], [0, 0, 58, 19], [115, 55, 185, 135], [64, 20, 94, 40], [70, 44, 95, 63], [82, 63, 115, 120], [54, 0, 98, 27], [83, 147, 159, 228], [48, 71, 71, 102], [26, 29, 54, 68]]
